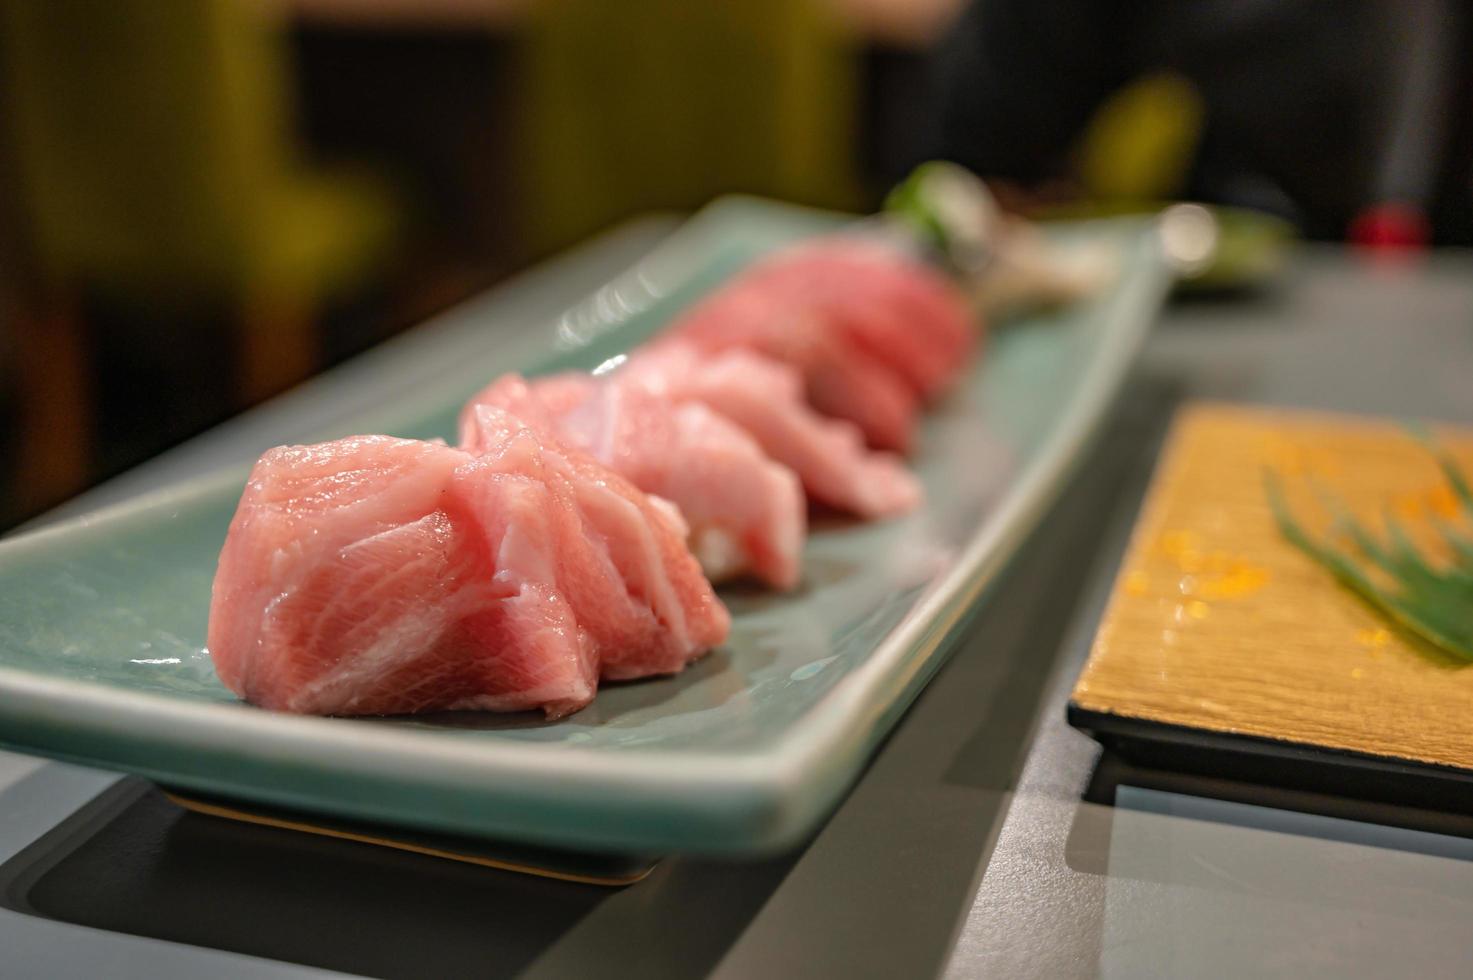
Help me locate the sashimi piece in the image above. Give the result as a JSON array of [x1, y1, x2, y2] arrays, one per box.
[[662, 235, 977, 451], [462, 405, 729, 679], [775, 238, 977, 398], [803, 342, 919, 455], [623, 344, 922, 519], [658, 402, 804, 587], [462, 374, 806, 590], [207, 436, 594, 717], [208, 425, 728, 718], [663, 280, 920, 453]]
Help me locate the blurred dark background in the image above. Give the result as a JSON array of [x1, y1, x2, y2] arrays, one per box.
[[1, 0, 1469, 529]]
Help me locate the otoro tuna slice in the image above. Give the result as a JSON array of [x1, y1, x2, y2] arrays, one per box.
[[623, 344, 922, 519], [662, 235, 977, 452], [208, 421, 728, 719], [462, 373, 806, 590]]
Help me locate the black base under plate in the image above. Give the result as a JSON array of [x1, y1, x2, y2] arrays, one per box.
[[0, 780, 658, 979], [1069, 704, 1473, 819], [163, 788, 658, 886]]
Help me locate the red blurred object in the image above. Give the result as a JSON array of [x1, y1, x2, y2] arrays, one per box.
[[1348, 203, 1431, 254]]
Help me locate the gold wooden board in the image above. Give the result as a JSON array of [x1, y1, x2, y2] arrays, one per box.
[[1072, 402, 1473, 772]]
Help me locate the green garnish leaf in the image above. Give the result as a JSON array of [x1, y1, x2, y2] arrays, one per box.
[[883, 161, 999, 277], [1266, 446, 1473, 661]]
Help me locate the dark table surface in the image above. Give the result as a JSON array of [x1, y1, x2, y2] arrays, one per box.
[[3, 223, 1472, 979]]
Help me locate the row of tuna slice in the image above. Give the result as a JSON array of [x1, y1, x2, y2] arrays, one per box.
[[208, 235, 980, 718]]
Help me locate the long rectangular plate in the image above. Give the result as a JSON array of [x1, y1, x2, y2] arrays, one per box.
[[0, 198, 1171, 854]]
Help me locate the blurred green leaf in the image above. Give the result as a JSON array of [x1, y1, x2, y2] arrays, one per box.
[[1266, 447, 1473, 661]]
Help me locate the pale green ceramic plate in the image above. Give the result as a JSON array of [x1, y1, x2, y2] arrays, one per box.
[[0, 199, 1172, 855]]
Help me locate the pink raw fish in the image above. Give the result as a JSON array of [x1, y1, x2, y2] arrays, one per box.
[[665, 282, 918, 453], [663, 236, 977, 451], [462, 406, 729, 680], [774, 238, 977, 399], [462, 373, 806, 590], [208, 424, 728, 719], [623, 344, 922, 519]]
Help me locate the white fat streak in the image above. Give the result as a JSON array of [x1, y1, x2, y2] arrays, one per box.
[[645, 493, 689, 539], [592, 387, 622, 466], [494, 517, 557, 589], [283, 518, 465, 712], [485, 515, 598, 705], [291, 517, 443, 664], [288, 600, 453, 712], [561, 461, 691, 649], [691, 527, 743, 582]]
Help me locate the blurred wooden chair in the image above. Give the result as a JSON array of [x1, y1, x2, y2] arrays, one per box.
[[0, 0, 397, 510], [521, 0, 863, 254]]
